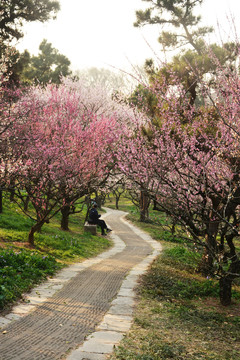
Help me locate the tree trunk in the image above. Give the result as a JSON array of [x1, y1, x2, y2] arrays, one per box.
[[9, 189, 15, 202], [153, 199, 158, 210], [24, 195, 30, 211], [61, 205, 70, 231], [28, 221, 44, 246], [171, 221, 176, 235], [115, 195, 120, 210], [188, 80, 197, 106], [200, 243, 214, 273], [94, 192, 102, 208], [198, 235, 215, 275], [199, 219, 218, 275], [9, 179, 15, 201], [219, 277, 232, 306], [0, 190, 2, 213], [139, 190, 150, 222]]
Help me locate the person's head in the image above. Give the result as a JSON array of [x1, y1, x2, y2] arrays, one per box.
[[93, 202, 97, 208]]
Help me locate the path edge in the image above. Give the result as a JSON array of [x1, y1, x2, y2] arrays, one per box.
[[66, 212, 162, 360]]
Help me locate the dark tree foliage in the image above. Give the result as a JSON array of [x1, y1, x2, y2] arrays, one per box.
[[22, 39, 71, 85], [134, 1, 238, 107], [0, 0, 60, 41], [134, 0, 212, 53]]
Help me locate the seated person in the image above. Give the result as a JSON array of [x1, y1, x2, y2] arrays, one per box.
[[88, 203, 112, 236]]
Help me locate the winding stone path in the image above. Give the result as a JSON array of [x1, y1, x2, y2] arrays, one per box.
[[0, 209, 161, 360]]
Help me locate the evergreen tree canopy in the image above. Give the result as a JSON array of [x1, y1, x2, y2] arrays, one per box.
[[134, 0, 213, 53], [0, 0, 60, 41], [22, 39, 71, 85]]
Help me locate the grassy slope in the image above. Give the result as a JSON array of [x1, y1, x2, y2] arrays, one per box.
[[105, 196, 240, 360], [0, 193, 111, 311]]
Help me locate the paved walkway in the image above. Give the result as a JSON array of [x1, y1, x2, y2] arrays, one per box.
[[0, 209, 162, 360]]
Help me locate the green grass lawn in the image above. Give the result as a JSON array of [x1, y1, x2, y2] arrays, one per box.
[[0, 193, 112, 311], [105, 195, 240, 360]]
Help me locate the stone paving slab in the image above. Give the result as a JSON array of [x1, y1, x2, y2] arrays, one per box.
[[108, 302, 134, 316], [117, 287, 135, 297], [111, 295, 135, 308], [68, 350, 106, 360], [97, 314, 132, 332], [81, 331, 124, 353]]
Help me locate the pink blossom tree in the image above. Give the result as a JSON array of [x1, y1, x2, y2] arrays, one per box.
[[117, 57, 240, 305], [9, 83, 120, 245]]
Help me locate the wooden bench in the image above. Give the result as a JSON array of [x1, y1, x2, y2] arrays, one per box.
[[84, 222, 97, 235]]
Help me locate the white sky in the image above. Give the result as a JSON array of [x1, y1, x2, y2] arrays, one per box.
[[15, 0, 240, 73]]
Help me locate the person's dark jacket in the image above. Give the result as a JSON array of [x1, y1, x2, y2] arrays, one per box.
[[89, 207, 101, 224]]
